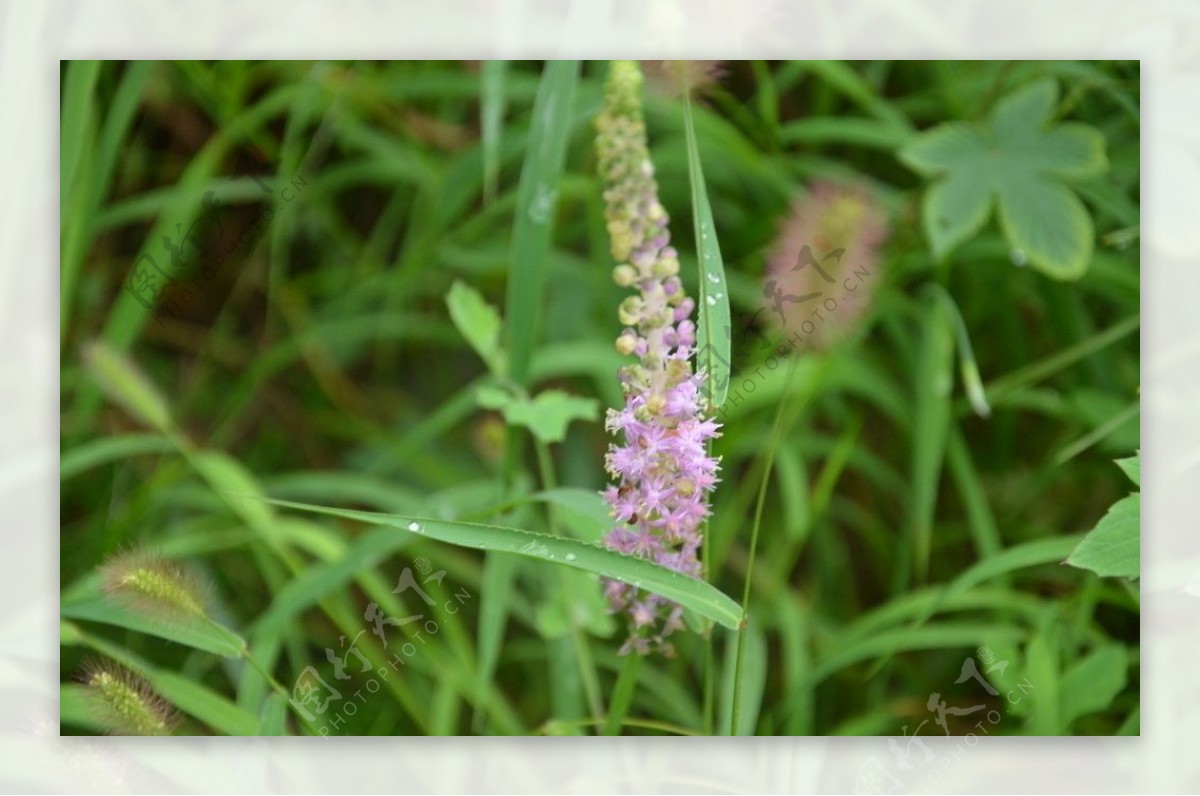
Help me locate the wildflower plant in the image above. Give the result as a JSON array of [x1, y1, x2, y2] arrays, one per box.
[[594, 61, 723, 655]]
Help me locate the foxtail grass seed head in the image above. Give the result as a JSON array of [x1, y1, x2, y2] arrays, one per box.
[[100, 549, 208, 621], [764, 181, 890, 351], [595, 60, 723, 656], [81, 660, 179, 736], [641, 60, 727, 100]]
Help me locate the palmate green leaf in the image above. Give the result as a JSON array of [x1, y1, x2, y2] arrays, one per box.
[[1067, 494, 1140, 579], [683, 96, 732, 409], [257, 497, 744, 630], [446, 280, 506, 378], [899, 78, 1107, 279]]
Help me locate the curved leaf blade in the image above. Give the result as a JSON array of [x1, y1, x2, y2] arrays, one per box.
[[683, 96, 731, 409], [259, 497, 744, 630]]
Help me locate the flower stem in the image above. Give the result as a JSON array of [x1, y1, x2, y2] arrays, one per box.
[[730, 355, 802, 735], [534, 437, 606, 728]]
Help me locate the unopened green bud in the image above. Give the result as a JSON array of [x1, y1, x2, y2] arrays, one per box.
[[613, 264, 637, 286], [618, 296, 643, 326], [615, 334, 638, 355]]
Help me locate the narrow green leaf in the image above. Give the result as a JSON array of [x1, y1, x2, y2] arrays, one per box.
[[60, 60, 101, 207], [61, 593, 246, 659], [505, 60, 580, 386], [720, 622, 767, 736], [908, 296, 955, 583], [472, 551, 520, 733], [77, 631, 260, 735], [481, 60, 507, 205], [60, 433, 174, 481], [258, 497, 744, 630], [602, 653, 642, 736], [82, 342, 173, 434], [1067, 494, 1140, 579], [258, 693, 289, 736], [810, 623, 1024, 686], [683, 96, 732, 409], [60, 683, 108, 733]]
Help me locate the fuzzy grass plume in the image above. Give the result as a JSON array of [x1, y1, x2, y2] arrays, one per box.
[[764, 181, 889, 350], [100, 549, 209, 621], [81, 660, 179, 736], [594, 60, 723, 656]]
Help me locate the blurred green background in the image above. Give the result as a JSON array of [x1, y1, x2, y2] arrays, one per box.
[[60, 60, 1139, 736]]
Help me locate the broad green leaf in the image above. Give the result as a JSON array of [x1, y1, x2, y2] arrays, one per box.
[[477, 387, 598, 444], [446, 280, 506, 377], [532, 487, 612, 541], [996, 172, 1094, 280], [61, 592, 247, 659], [1060, 644, 1127, 727], [683, 95, 731, 409], [898, 78, 1107, 279], [258, 497, 745, 630], [1116, 454, 1140, 487], [534, 569, 616, 639], [923, 168, 994, 260], [1024, 624, 1061, 734], [1067, 494, 1140, 579], [501, 390, 598, 444], [505, 60, 579, 387]]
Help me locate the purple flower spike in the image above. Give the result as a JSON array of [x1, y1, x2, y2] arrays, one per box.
[[594, 60, 723, 656]]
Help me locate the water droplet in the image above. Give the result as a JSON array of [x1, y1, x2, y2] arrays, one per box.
[[527, 185, 556, 225], [407, 521, 422, 533], [706, 273, 720, 284], [705, 295, 716, 306], [1010, 248, 1028, 267], [565, 553, 576, 562]]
